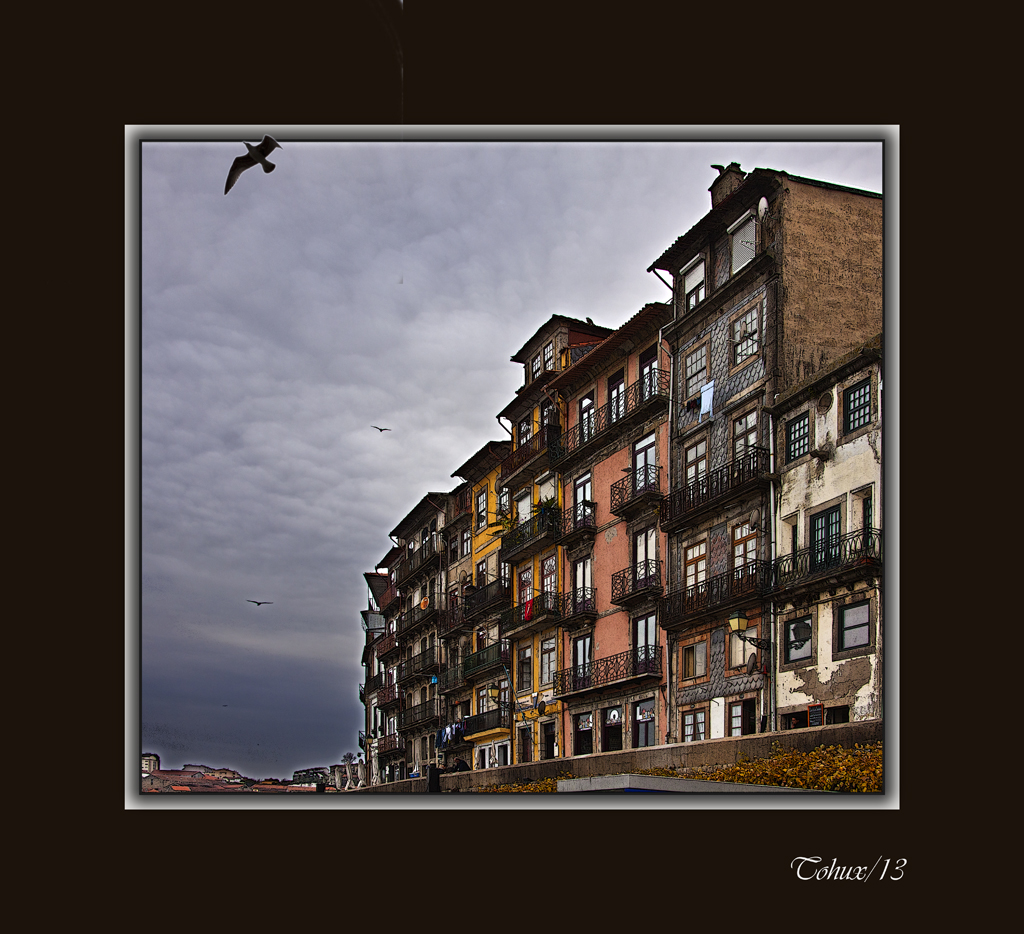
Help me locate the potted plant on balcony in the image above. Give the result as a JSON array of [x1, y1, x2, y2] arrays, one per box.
[[536, 495, 558, 517]]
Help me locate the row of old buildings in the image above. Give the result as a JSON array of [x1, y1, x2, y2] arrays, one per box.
[[357, 162, 885, 785]]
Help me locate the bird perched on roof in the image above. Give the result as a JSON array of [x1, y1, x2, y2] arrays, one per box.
[[247, 600, 273, 606], [224, 136, 282, 194], [371, 425, 391, 432]]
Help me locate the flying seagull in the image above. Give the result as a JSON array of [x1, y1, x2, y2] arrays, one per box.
[[224, 136, 282, 195], [371, 425, 391, 432], [247, 600, 274, 606]]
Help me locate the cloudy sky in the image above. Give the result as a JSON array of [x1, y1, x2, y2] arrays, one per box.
[[134, 130, 888, 784]]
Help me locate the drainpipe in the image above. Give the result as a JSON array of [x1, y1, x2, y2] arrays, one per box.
[[767, 407, 777, 733], [660, 324, 675, 743]]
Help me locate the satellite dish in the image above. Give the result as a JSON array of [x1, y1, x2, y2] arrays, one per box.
[[420, 597, 430, 610], [748, 508, 760, 528], [746, 653, 758, 675], [757, 196, 769, 220], [459, 571, 469, 585], [537, 701, 547, 716]]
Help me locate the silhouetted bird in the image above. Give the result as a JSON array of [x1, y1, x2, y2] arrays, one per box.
[[371, 426, 391, 432], [247, 600, 274, 606], [224, 137, 282, 194]]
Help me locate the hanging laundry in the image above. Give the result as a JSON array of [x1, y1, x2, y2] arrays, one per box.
[[524, 599, 534, 621], [700, 380, 715, 419]]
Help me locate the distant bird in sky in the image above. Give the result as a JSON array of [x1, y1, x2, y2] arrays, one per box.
[[371, 425, 391, 432], [247, 600, 274, 606], [224, 136, 282, 194]]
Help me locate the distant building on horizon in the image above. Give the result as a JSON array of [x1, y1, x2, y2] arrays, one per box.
[[142, 752, 160, 773]]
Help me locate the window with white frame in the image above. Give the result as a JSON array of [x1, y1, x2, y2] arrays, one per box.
[[685, 541, 707, 591], [730, 214, 756, 274], [684, 345, 707, 399], [540, 636, 556, 684], [476, 487, 488, 529], [839, 602, 871, 650], [532, 354, 541, 380], [518, 416, 533, 447], [682, 257, 705, 311], [682, 640, 706, 679], [731, 303, 759, 365], [544, 342, 554, 372], [683, 709, 706, 742], [732, 410, 758, 460]]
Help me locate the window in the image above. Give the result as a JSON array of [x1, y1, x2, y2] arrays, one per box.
[[603, 706, 623, 751], [572, 556, 593, 613], [685, 541, 707, 591], [685, 438, 707, 490], [518, 726, 533, 763], [532, 354, 541, 380], [683, 709, 706, 742], [784, 617, 813, 663], [515, 490, 531, 526], [730, 623, 757, 669], [477, 685, 488, 713], [572, 634, 592, 691], [684, 345, 707, 400], [540, 720, 557, 759], [544, 342, 554, 372], [682, 640, 706, 679], [733, 410, 758, 460], [730, 214, 756, 274], [634, 698, 655, 747], [639, 345, 658, 400], [844, 378, 871, 433], [634, 527, 657, 589], [733, 522, 757, 574], [540, 637, 556, 684], [731, 303, 759, 365], [517, 566, 532, 605], [541, 553, 557, 595], [573, 471, 593, 530], [516, 643, 532, 691], [811, 505, 841, 571], [579, 393, 595, 443], [540, 398, 555, 432], [449, 532, 459, 563], [840, 602, 871, 650], [729, 698, 757, 736], [608, 370, 625, 423], [462, 528, 471, 558], [518, 416, 533, 447], [682, 258, 705, 311], [634, 612, 657, 672], [476, 488, 488, 529], [574, 712, 593, 755], [786, 413, 810, 462], [497, 487, 510, 518], [633, 433, 656, 494], [476, 559, 487, 586]]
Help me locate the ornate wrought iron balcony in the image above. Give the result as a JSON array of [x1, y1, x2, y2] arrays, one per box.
[[552, 645, 662, 697], [464, 577, 512, 620], [376, 631, 399, 660], [773, 528, 882, 592], [377, 681, 401, 708], [660, 560, 772, 628], [499, 509, 561, 564], [610, 465, 663, 518], [448, 487, 473, 523], [436, 664, 464, 694], [558, 502, 597, 548], [395, 537, 443, 587], [378, 733, 404, 758], [551, 369, 670, 468], [611, 559, 663, 605], [462, 640, 510, 680], [498, 425, 560, 488], [398, 697, 440, 730], [463, 704, 512, 737], [500, 591, 562, 638], [559, 588, 598, 626], [397, 595, 442, 636], [660, 447, 770, 531], [364, 672, 385, 694], [396, 646, 439, 684]]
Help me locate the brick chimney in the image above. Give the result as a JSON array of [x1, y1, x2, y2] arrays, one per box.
[[709, 162, 746, 208]]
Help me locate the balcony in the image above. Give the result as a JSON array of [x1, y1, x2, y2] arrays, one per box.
[[463, 704, 512, 737], [397, 595, 441, 637], [448, 487, 473, 524], [499, 509, 561, 564], [611, 559, 663, 606], [464, 578, 512, 621], [377, 681, 401, 709], [377, 733, 405, 758], [364, 672, 385, 694], [395, 538, 443, 587], [498, 425, 560, 490], [610, 465, 663, 519], [500, 591, 562, 639], [436, 664, 464, 694], [438, 603, 469, 639], [376, 631, 399, 662], [558, 588, 598, 628], [379, 583, 400, 613], [558, 502, 597, 549], [552, 645, 662, 698], [462, 640, 510, 681], [551, 369, 670, 470], [398, 697, 440, 730], [773, 528, 882, 596], [358, 683, 365, 704], [660, 560, 773, 629], [358, 730, 366, 751], [660, 447, 770, 532], [396, 646, 439, 684]]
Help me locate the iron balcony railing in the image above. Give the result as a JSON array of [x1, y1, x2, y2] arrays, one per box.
[[438, 603, 467, 638], [378, 733, 405, 757], [380, 583, 400, 612], [552, 645, 662, 696], [500, 591, 562, 637], [398, 698, 440, 730], [396, 646, 439, 683], [774, 528, 882, 590], [462, 640, 510, 678], [559, 587, 597, 621], [661, 560, 773, 625], [376, 631, 398, 658], [358, 683, 365, 703], [396, 537, 443, 586], [377, 682, 400, 707], [559, 502, 597, 543], [364, 672, 385, 694], [552, 369, 670, 466], [660, 447, 770, 529], [448, 487, 473, 523], [463, 704, 512, 736], [436, 665, 464, 694], [500, 510, 561, 562], [358, 730, 366, 750], [465, 578, 512, 619], [611, 559, 663, 604], [397, 596, 442, 635], [498, 425, 560, 486], [610, 465, 663, 515]]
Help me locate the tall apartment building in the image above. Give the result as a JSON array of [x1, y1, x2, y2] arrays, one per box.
[[649, 163, 882, 743], [356, 162, 883, 784]]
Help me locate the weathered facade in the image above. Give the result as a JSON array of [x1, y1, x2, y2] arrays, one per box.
[[356, 163, 884, 786]]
